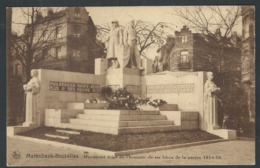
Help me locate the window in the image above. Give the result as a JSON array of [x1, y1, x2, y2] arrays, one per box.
[[42, 48, 49, 59], [74, 7, 81, 19], [180, 51, 189, 63], [55, 46, 62, 58], [55, 26, 62, 38], [43, 30, 48, 41], [208, 54, 212, 63], [14, 63, 22, 76], [181, 35, 188, 43], [221, 59, 224, 67], [73, 25, 81, 37], [72, 50, 80, 57]]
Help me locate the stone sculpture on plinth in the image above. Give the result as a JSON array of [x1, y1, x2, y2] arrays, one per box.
[[23, 69, 40, 126], [106, 20, 143, 69], [123, 20, 143, 69], [204, 72, 221, 130], [106, 20, 123, 69]]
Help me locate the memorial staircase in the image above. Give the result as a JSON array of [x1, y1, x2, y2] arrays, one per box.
[[45, 103, 198, 135]]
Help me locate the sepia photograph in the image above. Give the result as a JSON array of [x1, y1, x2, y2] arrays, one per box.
[[6, 5, 255, 166]]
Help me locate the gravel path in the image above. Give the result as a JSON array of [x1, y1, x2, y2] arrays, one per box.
[[7, 136, 255, 166]]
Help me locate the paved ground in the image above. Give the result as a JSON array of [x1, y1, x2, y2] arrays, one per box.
[[7, 136, 255, 166]]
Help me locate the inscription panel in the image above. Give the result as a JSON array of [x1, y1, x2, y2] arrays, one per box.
[[49, 81, 100, 93], [126, 85, 140, 94], [146, 83, 195, 94]]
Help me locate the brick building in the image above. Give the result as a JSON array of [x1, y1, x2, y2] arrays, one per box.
[[241, 6, 255, 122], [169, 26, 241, 74], [11, 7, 104, 80], [156, 26, 241, 87]]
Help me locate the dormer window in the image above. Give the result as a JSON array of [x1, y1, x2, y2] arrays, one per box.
[[181, 35, 188, 43], [74, 7, 81, 19]]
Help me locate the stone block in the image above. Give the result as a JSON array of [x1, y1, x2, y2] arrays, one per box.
[[119, 120, 174, 127], [84, 109, 124, 115], [7, 126, 37, 136], [160, 111, 181, 125], [209, 129, 237, 140], [70, 118, 120, 127], [141, 58, 153, 75], [45, 109, 62, 118], [159, 104, 178, 111], [118, 125, 181, 134], [67, 103, 84, 109], [45, 118, 61, 127], [95, 58, 106, 75], [56, 129, 80, 135], [119, 114, 166, 121], [45, 133, 69, 140], [84, 103, 109, 109], [181, 111, 199, 121], [77, 114, 120, 121]]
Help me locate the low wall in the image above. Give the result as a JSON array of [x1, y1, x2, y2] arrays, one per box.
[[142, 71, 208, 130], [36, 69, 106, 126]]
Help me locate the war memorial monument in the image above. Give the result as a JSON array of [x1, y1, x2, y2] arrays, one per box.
[[7, 7, 254, 166], [8, 19, 236, 141]]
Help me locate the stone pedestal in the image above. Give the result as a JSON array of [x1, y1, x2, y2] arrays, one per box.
[[141, 58, 153, 75], [95, 58, 106, 75], [106, 68, 141, 95]]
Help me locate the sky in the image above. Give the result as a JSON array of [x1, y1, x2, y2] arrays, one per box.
[[11, 6, 242, 58], [12, 6, 242, 35]]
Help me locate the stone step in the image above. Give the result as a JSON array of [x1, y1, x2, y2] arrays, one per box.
[[120, 120, 174, 127], [77, 114, 167, 121], [45, 133, 70, 140], [118, 125, 181, 134], [70, 119, 174, 127], [59, 123, 118, 135], [67, 103, 109, 109], [58, 124, 179, 135], [77, 114, 120, 121], [70, 119, 119, 127], [83, 110, 160, 115], [56, 129, 81, 135]]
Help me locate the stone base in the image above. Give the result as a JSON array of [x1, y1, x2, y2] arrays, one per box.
[[208, 129, 237, 140], [7, 125, 38, 136]]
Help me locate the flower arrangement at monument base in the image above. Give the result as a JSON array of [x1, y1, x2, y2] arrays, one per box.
[[107, 87, 138, 110], [137, 99, 168, 111], [106, 87, 167, 110], [84, 98, 109, 109]]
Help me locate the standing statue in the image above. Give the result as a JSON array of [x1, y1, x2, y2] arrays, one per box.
[[204, 72, 221, 130], [23, 69, 40, 126], [106, 20, 123, 69], [123, 20, 143, 69]]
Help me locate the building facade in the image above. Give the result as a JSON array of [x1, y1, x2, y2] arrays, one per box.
[[241, 6, 255, 122], [168, 26, 241, 75], [11, 7, 104, 80]]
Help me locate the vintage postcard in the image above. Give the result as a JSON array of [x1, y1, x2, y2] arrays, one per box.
[[6, 5, 255, 166]]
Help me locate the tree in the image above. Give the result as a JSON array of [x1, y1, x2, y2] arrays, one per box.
[[173, 6, 241, 74], [96, 20, 174, 57], [11, 7, 65, 82], [173, 6, 252, 130]]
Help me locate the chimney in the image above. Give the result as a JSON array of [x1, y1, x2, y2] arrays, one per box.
[[215, 28, 222, 41], [47, 8, 54, 16], [36, 11, 43, 22]]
